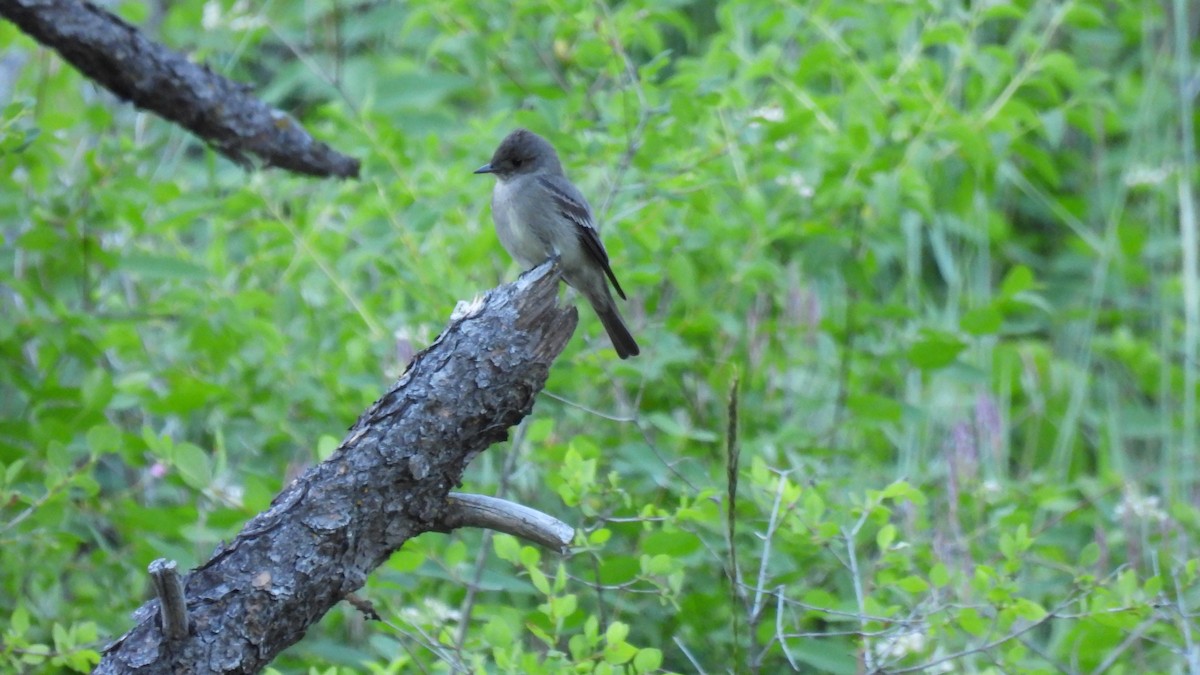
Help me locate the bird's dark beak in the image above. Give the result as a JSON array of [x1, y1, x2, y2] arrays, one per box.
[[473, 163, 494, 175]]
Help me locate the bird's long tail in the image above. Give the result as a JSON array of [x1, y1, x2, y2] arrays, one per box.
[[594, 300, 640, 359]]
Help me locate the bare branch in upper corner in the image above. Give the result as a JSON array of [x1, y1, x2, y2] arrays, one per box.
[[0, 0, 361, 179]]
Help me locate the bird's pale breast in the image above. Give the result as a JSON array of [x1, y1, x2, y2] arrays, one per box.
[[493, 177, 586, 270]]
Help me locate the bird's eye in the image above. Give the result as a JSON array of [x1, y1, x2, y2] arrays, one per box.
[[511, 158, 523, 168]]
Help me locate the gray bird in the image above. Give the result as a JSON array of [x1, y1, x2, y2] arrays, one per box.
[[474, 129, 640, 359]]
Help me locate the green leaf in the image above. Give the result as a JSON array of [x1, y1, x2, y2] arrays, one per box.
[[1039, 108, 1066, 147], [389, 547, 424, 573], [605, 621, 630, 645], [642, 530, 701, 557], [548, 593, 577, 620], [633, 648, 663, 672], [896, 575, 930, 594], [529, 567, 551, 595], [804, 491, 826, 521], [526, 622, 554, 649], [480, 614, 513, 648], [1011, 598, 1047, 621], [52, 623, 70, 651], [86, 424, 121, 455], [958, 607, 988, 636], [848, 394, 904, 422], [1000, 265, 1035, 297], [553, 562, 567, 593], [81, 369, 114, 412], [961, 306, 1003, 335], [981, 2, 1023, 21], [1063, 3, 1105, 28], [588, 528, 611, 546], [876, 524, 897, 551], [316, 435, 339, 461], [519, 545, 541, 570], [645, 412, 719, 442], [604, 641, 638, 665], [493, 534, 520, 564], [598, 556, 639, 585], [4, 459, 25, 485], [922, 20, 966, 46], [930, 563, 950, 588], [1143, 575, 1163, 597], [568, 633, 590, 661], [10, 606, 30, 636], [1079, 542, 1100, 567], [172, 442, 213, 490], [118, 253, 210, 281], [907, 329, 967, 370], [789, 638, 859, 674], [642, 554, 673, 576], [880, 481, 926, 505]]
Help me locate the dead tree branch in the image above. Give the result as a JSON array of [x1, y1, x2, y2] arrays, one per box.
[[0, 0, 360, 178], [94, 262, 577, 674]]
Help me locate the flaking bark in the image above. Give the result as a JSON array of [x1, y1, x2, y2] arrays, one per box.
[[94, 263, 577, 674]]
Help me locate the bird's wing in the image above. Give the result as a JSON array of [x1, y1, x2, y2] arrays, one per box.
[[537, 175, 627, 300]]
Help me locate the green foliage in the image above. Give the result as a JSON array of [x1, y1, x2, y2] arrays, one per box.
[[2, 0, 1198, 671]]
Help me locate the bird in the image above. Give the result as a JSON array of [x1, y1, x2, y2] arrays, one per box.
[[474, 129, 640, 359]]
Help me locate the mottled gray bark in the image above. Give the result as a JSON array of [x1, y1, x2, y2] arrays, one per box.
[[95, 263, 577, 674], [0, 0, 360, 178]]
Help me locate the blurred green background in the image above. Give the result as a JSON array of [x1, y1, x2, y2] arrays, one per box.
[[2, 0, 1197, 672]]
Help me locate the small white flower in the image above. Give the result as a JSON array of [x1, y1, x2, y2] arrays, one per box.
[[229, 1, 267, 31], [400, 598, 462, 625], [875, 629, 927, 659], [752, 105, 785, 123], [201, 0, 222, 30], [203, 0, 266, 31], [1115, 490, 1168, 523], [1124, 165, 1172, 187], [981, 479, 1002, 497], [775, 172, 815, 198]]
